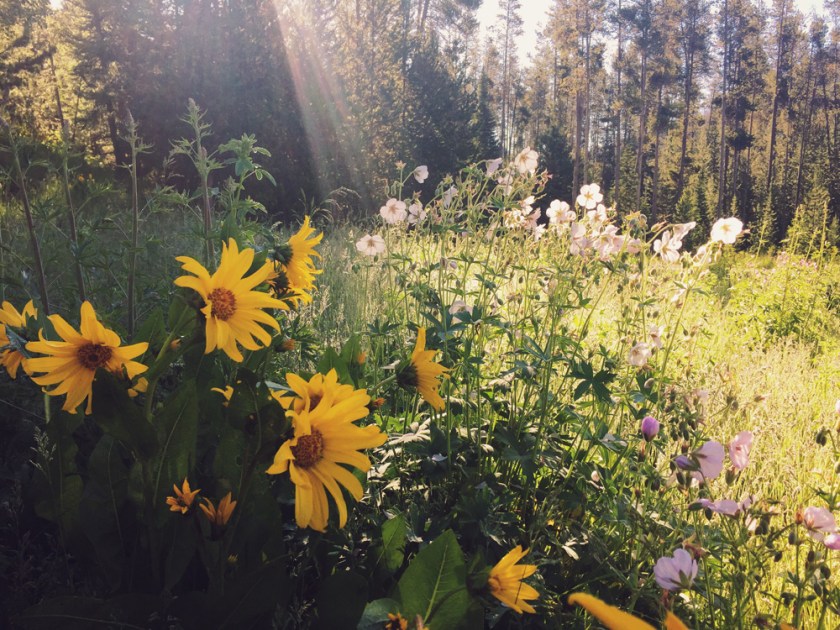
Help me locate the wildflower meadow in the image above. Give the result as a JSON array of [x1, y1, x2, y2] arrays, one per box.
[[2, 109, 840, 630]]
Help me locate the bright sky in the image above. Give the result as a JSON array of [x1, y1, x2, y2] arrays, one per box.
[[477, 0, 829, 62]]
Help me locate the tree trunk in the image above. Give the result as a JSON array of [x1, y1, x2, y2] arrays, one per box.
[[635, 49, 648, 212], [766, 0, 787, 195], [717, 0, 729, 216], [614, 0, 622, 205]]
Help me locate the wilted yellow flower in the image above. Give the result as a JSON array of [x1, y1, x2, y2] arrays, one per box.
[[0, 299, 37, 379], [398, 328, 447, 410], [26, 302, 148, 414], [166, 478, 200, 514], [568, 593, 688, 630], [200, 492, 237, 526], [266, 370, 386, 531], [488, 545, 538, 614], [175, 239, 284, 362]]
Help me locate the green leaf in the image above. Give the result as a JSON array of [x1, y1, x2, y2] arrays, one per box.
[[164, 514, 198, 590], [317, 347, 352, 383], [393, 530, 472, 629], [79, 435, 130, 590], [132, 307, 166, 348], [91, 371, 158, 460], [357, 598, 401, 630], [151, 380, 199, 514], [314, 571, 369, 629], [372, 515, 407, 574]]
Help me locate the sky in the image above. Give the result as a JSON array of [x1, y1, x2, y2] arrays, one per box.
[[477, 0, 830, 62]]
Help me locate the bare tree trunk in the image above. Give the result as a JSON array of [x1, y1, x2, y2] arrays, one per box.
[[766, 0, 787, 195], [635, 50, 648, 212], [614, 0, 623, 204], [676, 48, 694, 200], [717, 0, 729, 216], [573, 90, 583, 194]]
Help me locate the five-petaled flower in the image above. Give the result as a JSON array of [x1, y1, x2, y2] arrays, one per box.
[[487, 545, 539, 614], [710, 217, 743, 244], [26, 301, 148, 414], [802, 506, 837, 542], [174, 238, 284, 362], [356, 234, 386, 257], [513, 147, 538, 174], [728, 431, 753, 471], [413, 165, 428, 183], [628, 342, 652, 367], [576, 184, 603, 210], [167, 478, 200, 514], [380, 198, 407, 224], [654, 548, 698, 591]]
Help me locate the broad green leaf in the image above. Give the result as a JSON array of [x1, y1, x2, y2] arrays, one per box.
[[393, 529, 472, 629], [372, 515, 407, 574], [79, 435, 129, 590], [357, 598, 401, 630], [150, 379, 199, 513], [91, 371, 158, 460]]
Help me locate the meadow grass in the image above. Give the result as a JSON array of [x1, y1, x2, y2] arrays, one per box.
[[3, 143, 840, 628]]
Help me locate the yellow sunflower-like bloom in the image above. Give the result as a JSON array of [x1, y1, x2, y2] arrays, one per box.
[[174, 238, 285, 362], [266, 369, 387, 531], [488, 545, 539, 614], [0, 299, 37, 379], [397, 327, 448, 411], [166, 478, 200, 514], [200, 491, 237, 526], [568, 593, 689, 630], [276, 216, 322, 306], [270, 369, 360, 414], [26, 301, 148, 414]]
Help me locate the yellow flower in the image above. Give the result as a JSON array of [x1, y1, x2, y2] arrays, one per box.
[[266, 369, 387, 531], [277, 216, 322, 306], [270, 369, 360, 414], [488, 545, 539, 614], [25, 302, 148, 414], [166, 478, 200, 514], [175, 238, 284, 362], [397, 328, 447, 411], [0, 299, 37, 379], [211, 385, 234, 403], [384, 612, 408, 630], [128, 377, 148, 398], [568, 593, 689, 630], [200, 491, 237, 526]]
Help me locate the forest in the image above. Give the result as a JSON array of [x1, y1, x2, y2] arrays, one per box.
[[2, 0, 839, 247]]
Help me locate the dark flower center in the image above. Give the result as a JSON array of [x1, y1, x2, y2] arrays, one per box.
[[397, 363, 418, 388], [208, 288, 237, 321], [77, 343, 113, 370], [291, 429, 324, 468]]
